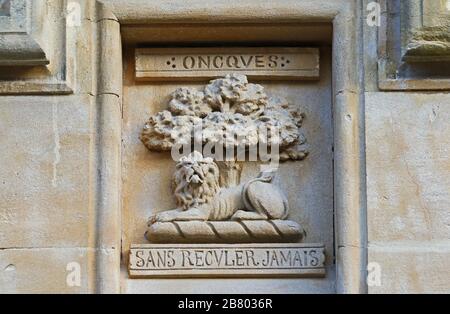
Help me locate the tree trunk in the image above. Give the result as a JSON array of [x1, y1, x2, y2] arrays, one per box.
[[216, 160, 243, 188]]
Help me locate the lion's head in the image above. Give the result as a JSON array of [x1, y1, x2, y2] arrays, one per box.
[[173, 151, 220, 210]]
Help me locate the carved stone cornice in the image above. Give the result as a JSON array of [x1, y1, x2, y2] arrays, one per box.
[[377, 0, 450, 90], [0, 0, 49, 66], [0, 0, 71, 95]]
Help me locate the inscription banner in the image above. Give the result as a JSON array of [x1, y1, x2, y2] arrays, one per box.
[[135, 47, 319, 81], [129, 243, 326, 278]]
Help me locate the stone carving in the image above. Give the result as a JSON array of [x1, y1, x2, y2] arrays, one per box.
[[151, 152, 289, 222], [141, 74, 308, 243], [141, 74, 307, 160], [404, 24, 450, 61]]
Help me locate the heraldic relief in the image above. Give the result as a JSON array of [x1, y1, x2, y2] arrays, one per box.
[[129, 74, 326, 277]]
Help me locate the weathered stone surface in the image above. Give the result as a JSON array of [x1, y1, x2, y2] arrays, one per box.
[[123, 272, 337, 294], [365, 92, 450, 293], [366, 93, 450, 242], [0, 95, 93, 248], [368, 243, 450, 293], [0, 248, 92, 293]]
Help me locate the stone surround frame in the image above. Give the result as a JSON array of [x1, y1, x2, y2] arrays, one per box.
[[0, 0, 48, 66], [377, 0, 450, 90], [93, 0, 367, 293], [0, 0, 72, 94]]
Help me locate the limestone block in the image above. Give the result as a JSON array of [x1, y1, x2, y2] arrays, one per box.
[[368, 244, 450, 293], [0, 248, 92, 293], [0, 95, 94, 248], [124, 275, 336, 294], [366, 92, 450, 242]]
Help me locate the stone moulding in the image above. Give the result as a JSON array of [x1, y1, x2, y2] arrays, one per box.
[[0, 0, 72, 95], [0, 33, 49, 66], [96, 0, 366, 293], [146, 220, 305, 244], [377, 0, 450, 90], [0, 0, 49, 66], [403, 27, 450, 62]]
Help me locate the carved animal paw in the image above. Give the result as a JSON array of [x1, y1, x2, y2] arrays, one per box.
[[155, 212, 173, 223], [149, 211, 176, 225], [231, 210, 267, 221], [148, 215, 157, 226]]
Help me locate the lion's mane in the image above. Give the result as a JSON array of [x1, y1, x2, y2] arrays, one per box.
[[173, 154, 220, 210]]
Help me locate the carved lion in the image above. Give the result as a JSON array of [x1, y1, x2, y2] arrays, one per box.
[[150, 152, 290, 224], [173, 152, 220, 210]]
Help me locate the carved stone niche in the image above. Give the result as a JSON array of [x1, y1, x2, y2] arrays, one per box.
[[0, 0, 48, 66], [124, 37, 334, 282], [402, 0, 450, 62], [378, 0, 450, 90], [0, 0, 71, 94]]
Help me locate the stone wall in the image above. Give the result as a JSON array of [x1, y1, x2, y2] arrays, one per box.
[[363, 0, 450, 292], [0, 0, 449, 294]]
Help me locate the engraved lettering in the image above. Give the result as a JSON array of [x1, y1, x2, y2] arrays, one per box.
[[279, 250, 292, 266], [181, 250, 194, 266], [225, 250, 235, 266], [198, 55, 211, 69], [240, 55, 254, 67], [245, 250, 259, 266], [145, 251, 155, 268], [270, 250, 280, 267], [293, 250, 303, 267], [213, 250, 225, 265], [255, 55, 265, 67], [309, 249, 320, 267], [213, 56, 224, 68], [129, 246, 325, 277], [156, 250, 166, 267], [235, 250, 245, 267], [268, 55, 278, 68], [226, 55, 241, 68], [261, 250, 269, 267], [204, 250, 213, 266], [167, 250, 175, 268], [195, 250, 204, 267], [183, 56, 195, 69], [136, 48, 320, 80], [135, 250, 145, 267]]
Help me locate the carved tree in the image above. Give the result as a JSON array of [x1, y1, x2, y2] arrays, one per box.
[[140, 74, 308, 187]]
